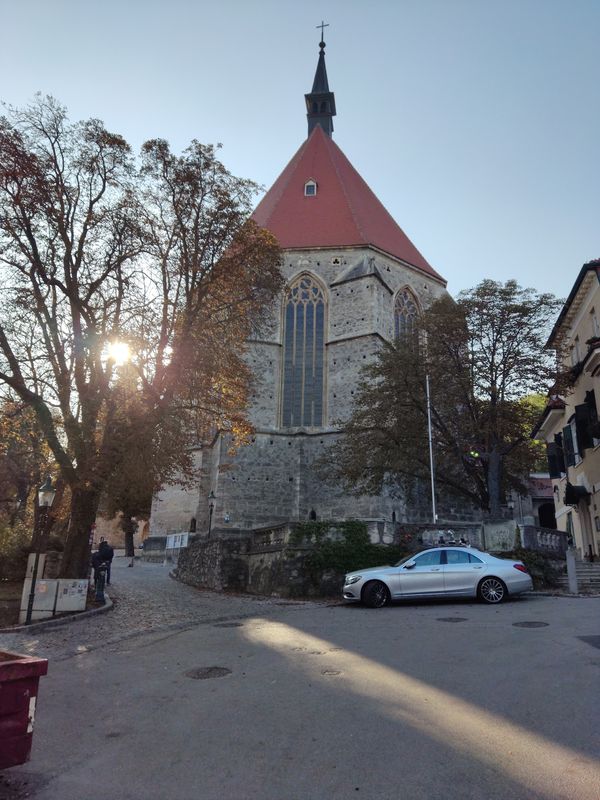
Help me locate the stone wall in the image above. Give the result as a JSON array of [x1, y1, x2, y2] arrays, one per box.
[[175, 533, 343, 599]]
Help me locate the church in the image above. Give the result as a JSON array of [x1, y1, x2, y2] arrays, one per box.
[[150, 37, 449, 540]]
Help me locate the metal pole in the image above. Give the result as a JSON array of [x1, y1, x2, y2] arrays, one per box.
[[25, 508, 46, 625], [426, 374, 437, 524]]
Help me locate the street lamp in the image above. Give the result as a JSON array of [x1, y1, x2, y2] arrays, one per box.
[[25, 477, 56, 625], [208, 490, 216, 537]]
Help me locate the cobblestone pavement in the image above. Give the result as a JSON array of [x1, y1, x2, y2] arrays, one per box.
[[0, 556, 316, 662]]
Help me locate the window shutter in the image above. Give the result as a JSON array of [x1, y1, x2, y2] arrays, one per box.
[[546, 443, 561, 479], [585, 390, 600, 438], [554, 433, 566, 474], [575, 403, 593, 453], [563, 425, 575, 467]]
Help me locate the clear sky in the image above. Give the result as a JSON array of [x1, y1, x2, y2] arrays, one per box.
[[1, 0, 598, 300]]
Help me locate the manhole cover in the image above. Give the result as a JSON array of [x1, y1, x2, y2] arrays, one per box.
[[437, 617, 468, 623], [512, 621, 549, 628], [578, 635, 600, 650], [322, 669, 341, 676], [213, 622, 244, 628], [185, 666, 232, 680]]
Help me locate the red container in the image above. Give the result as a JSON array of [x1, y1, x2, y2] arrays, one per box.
[[0, 650, 48, 769]]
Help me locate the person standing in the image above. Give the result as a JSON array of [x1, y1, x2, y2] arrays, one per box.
[[98, 539, 114, 585]]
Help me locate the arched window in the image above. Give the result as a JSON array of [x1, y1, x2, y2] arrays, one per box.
[[394, 287, 420, 339], [309, 509, 317, 520], [189, 517, 197, 533], [282, 274, 326, 427]]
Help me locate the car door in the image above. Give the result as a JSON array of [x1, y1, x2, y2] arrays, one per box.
[[443, 549, 484, 595], [399, 550, 445, 596]]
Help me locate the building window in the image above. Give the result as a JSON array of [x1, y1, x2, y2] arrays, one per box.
[[394, 287, 420, 339], [571, 337, 580, 366], [304, 180, 317, 197], [282, 274, 326, 427], [563, 417, 582, 466]]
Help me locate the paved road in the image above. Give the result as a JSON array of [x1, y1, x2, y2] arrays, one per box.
[[1, 558, 599, 800]]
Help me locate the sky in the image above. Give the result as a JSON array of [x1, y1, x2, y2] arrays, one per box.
[[1, 0, 598, 300]]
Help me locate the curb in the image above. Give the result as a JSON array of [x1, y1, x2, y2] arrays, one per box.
[[531, 590, 600, 599], [0, 592, 113, 635]]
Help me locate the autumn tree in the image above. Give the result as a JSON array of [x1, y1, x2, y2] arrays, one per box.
[[322, 281, 561, 518], [0, 97, 281, 577]]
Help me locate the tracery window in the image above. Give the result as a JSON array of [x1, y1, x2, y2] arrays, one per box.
[[282, 274, 326, 427], [394, 287, 420, 339]]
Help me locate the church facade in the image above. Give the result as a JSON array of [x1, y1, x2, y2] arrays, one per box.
[[150, 40, 450, 538]]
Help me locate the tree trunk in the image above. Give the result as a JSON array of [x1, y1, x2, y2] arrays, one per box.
[[60, 487, 100, 578], [122, 515, 137, 558], [487, 447, 503, 520]]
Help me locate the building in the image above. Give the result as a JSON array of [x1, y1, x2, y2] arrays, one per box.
[[534, 258, 600, 559], [150, 39, 452, 539]]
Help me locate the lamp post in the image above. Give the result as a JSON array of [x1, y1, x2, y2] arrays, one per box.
[[208, 490, 216, 537], [25, 477, 56, 625]]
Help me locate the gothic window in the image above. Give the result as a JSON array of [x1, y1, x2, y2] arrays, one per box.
[[309, 509, 317, 520], [394, 287, 420, 339], [282, 274, 326, 428]]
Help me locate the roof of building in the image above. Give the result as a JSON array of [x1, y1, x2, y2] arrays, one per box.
[[252, 125, 445, 283], [547, 258, 600, 348]]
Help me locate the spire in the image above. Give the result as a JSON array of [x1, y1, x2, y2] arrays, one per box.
[[304, 28, 336, 138]]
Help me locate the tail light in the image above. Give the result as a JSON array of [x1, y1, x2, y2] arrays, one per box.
[[513, 564, 528, 574]]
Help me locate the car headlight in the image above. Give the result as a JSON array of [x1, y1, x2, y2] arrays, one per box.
[[345, 575, 361, 585]]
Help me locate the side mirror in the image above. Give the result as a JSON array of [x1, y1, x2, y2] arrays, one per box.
[[404, 561, 416, 569]]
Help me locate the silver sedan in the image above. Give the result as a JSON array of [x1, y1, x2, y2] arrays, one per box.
[[342, 547, 533, 608]]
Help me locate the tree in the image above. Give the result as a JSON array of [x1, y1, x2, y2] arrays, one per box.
[[0, 97, 282, 577], [322, 281, 561, 518]]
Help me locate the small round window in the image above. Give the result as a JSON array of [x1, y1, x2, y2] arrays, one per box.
[[304, 180, 317, 197]]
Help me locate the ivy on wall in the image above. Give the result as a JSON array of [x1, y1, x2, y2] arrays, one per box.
[[289, 520, 407, 585]]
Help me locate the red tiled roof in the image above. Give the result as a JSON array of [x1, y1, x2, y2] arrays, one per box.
[[252, 126, 445, 283]]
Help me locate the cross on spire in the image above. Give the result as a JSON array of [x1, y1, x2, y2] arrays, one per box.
[[305, 24, 336, 137], [316, 20, 329, 46]]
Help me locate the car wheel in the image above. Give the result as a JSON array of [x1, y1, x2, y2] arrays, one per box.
[[362, 580, 390, 608], [478, 576, 507, 604]]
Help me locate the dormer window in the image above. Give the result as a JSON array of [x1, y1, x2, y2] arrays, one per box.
[[304, 180, 317, 197]]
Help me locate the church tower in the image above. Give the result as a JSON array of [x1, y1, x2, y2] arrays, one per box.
[[151, 37, 448, 539]]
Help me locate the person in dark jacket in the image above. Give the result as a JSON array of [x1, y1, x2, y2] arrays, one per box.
[[98, 539, 114, 585]]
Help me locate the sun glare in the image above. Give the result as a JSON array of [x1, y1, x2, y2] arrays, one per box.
[[107, 341, 130, 366]]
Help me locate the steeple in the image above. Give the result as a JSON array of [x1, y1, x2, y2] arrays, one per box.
[[304, 33, 336, 138]]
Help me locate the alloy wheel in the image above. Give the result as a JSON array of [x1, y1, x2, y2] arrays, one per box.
[[480, 577, 505, 604]]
